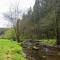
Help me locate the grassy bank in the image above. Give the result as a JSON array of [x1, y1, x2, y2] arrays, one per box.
[[0, 39, 26, 60], [40, 39, 56, 46]]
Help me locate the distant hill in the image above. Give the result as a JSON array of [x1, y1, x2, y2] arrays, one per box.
[[0, 28, 7, 35]]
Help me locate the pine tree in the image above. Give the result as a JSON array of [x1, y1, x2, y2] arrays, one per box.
[[55, 0, 60, 45]]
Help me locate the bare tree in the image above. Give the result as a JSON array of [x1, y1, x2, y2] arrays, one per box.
[[3, 0, 21, 42]]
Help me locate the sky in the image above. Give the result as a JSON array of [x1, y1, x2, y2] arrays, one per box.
[[0, 0, 35, 28]]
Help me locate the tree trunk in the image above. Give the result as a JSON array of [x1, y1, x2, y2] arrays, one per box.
[[56, 32, 60, 45], [56, 0, 60, 45], [16, 19, 20, 43]]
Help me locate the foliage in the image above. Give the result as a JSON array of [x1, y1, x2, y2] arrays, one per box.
[[0, 39, 26, 60], [3, 0, 60, 44], [3, 29, 16, 39], [19, 0, 57, 40], [41, 39, 56, 46]]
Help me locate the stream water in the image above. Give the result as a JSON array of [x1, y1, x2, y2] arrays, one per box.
[[22, 40, 60, 60]]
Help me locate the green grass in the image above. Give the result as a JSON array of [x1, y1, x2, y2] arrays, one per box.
[[40, 39, 56, 46], [0, 39, 26, 60]]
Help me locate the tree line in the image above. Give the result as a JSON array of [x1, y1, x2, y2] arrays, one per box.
[[3, 0, 60, 45]]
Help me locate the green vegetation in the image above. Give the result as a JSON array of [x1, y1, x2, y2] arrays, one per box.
[[0, 0, 59, 60], [0, 38, 56, 60], [3, 29, 15, 39], [3, 0, 60, 44], [41, 39, 56, 46], [0, 39, 26, 60]]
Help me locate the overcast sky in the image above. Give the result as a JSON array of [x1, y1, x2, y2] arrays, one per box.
[[0, 0, 35, 28]]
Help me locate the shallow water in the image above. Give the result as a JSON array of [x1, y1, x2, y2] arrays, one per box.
[[23, 41, 60, 60]]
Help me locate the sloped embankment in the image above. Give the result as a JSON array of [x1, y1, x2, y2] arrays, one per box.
[[0, 39, 26, 60]]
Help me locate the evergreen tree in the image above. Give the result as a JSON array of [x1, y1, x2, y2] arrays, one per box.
[[55, 0, 60, 45]]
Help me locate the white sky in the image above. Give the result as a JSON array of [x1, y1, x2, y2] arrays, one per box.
[[0, 0, 35, 28]]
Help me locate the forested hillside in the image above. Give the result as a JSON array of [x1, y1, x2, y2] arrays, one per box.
[[19, 0, 56, 40], [3, 0, 60, 45]]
